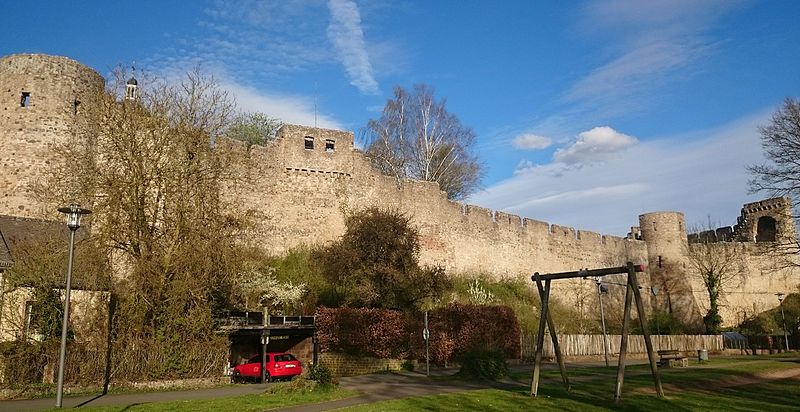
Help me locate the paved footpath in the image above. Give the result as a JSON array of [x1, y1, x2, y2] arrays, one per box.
[[0, 362, 636, 411], [0, 383, 271, 412]]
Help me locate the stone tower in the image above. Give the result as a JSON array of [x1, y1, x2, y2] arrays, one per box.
[[639, 211, 703, 331], [0, 54, 104, 218], [736, 197, 795, 243]]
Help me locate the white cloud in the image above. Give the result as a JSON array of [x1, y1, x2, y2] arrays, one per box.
[[554, 126, 638, 165], [327, 0, 379, 95], [564, 40, 708, 109], [519, 0, 750, 131], [514, 159, 536, 174], [512, 133, 553, 150], [150, 1, 331, 86], [470, 110, 771, 236], [583, 0, 747, 30], [222, 81, 343, 130]]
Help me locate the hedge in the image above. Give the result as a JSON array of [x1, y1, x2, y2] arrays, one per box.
[[315, 304, 521, 365]]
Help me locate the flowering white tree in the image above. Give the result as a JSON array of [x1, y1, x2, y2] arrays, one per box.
[[238, 268, 307, 314]]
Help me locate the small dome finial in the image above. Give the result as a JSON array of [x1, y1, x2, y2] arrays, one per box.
[[125, 65, 138, 100]]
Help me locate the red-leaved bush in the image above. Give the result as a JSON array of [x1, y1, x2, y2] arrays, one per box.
[[315, 307, 410, 359], [315, 304, 521, 365]]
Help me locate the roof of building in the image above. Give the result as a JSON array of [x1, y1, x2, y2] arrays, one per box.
[[0, 229, 12, 268], [0, 215, 105, 289], [0, 214, 69, 270]]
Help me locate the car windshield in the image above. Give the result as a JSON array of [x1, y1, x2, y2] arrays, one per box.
[[274, 354, 296, 362]]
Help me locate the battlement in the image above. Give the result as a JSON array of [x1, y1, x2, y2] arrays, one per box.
[[741, 197, 791, 214], [686, 196, 795, 244]]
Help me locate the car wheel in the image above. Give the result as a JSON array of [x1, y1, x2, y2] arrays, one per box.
[[231, 371, 241, 384], [264, 371, 272, 383]]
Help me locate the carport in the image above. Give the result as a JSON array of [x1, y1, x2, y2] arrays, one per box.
[[219, 312, 317, 378]]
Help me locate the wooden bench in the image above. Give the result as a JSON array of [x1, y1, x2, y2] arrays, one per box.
[[657, 350, 688, 368]]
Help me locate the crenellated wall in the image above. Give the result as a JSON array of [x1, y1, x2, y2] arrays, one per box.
[[234, 124, 651, 313], [1, 54, 797, 331]]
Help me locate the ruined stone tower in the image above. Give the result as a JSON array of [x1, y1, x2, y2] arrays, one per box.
[[736, 197, 794, 243], [638, 211, 703, 329], [0, 54, 104, 218]]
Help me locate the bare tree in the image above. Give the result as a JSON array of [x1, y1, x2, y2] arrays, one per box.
[[685, 233, 745, 334], [364, 84, 483, 200], [37, 67, 253, 380], [748, 98, 800, 262]]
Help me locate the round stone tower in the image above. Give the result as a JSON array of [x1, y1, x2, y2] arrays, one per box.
[[639, 211, 703, 331], [0, 53, 104, 218]]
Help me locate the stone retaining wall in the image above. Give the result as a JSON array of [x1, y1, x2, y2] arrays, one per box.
[[318, 352, 408, 377]]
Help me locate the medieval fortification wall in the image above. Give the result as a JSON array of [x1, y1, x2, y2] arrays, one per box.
[[1, 53, 797, 329]]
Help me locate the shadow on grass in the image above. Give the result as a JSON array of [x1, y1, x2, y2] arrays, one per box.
[[436, 359, 800, 412]]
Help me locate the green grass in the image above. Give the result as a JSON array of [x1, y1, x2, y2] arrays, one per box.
[[48, 385, 357, 412], [26, 356, 799, 411], [348, 356, 800, 411]]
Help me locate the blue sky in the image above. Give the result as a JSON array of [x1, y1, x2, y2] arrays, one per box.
[[3, 0, 799, 235]]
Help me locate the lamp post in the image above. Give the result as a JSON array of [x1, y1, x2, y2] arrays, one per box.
[[651, 286, 660, 336], [55, 204, 91, 408], [777, 293, 789, 352], [595, 278, 610, 367]]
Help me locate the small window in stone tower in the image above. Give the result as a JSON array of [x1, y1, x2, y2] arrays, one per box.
[[73, 99, 81, 115], [325, 139, 335, 152], [20, 92, 31, 107], [304, 136, 314, 150]]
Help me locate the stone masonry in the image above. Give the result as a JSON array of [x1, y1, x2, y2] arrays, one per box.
[[1, 53, 798, 329]]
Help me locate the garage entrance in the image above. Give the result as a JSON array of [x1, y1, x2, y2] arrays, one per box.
[[219, 312, 317, 374]]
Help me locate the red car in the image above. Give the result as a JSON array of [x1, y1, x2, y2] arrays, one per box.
[[231, 352, 303, 382]]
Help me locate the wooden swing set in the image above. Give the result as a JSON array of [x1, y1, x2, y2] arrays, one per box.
[[529, 262, 664, 401]]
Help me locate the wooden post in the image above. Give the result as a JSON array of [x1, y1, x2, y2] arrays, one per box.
[[628, 262, 664, 398], [530, 273, 550, 397], [535, 278, 570, 391], [614, 272, 634, 401]]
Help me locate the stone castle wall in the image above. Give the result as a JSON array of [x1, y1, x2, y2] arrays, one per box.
[[235, 124, 653, 311], [1, 54, 797, 329], [0, 54, 104, 219]]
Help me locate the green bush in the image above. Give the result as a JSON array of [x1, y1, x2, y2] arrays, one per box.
[[314, 207, 451, 310], [308, 363, 333, 385], [458, 350, 509, 381], [265, 376, 324, 394], [401, 359, 415, 371], [0, 341, 47, 386]]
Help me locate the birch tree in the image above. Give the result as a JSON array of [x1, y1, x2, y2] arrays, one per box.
[[364, 84, 483, 200]]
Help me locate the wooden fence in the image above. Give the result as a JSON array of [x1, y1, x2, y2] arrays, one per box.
[[521, 334, 723, 360]]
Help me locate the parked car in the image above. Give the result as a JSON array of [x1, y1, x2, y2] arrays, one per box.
[[231, 352, 303, 383]]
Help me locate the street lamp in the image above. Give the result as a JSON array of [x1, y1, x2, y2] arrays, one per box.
[[776, 293, 789, 352], [595, 278, 610, 367], [55, 204, 91, 408]]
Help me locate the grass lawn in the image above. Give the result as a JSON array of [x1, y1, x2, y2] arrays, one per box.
[[51, 385, 358, 412], [348, 356, 800, 411]]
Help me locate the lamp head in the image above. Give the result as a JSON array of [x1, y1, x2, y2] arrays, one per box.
[[57, 204, 92, 231], [776, 292, 786, 303]]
